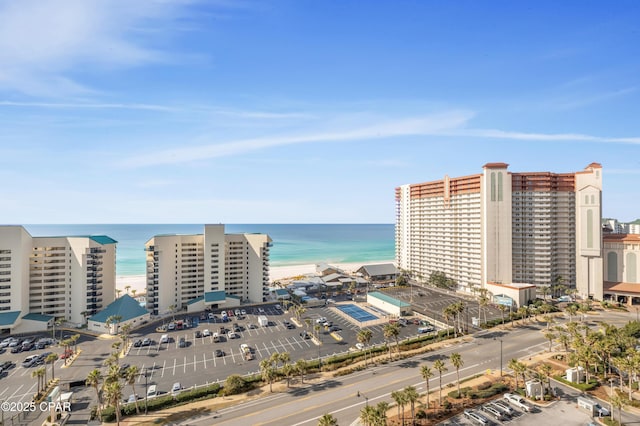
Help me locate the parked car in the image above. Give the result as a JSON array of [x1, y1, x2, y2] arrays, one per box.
[[464, 409, 489, 425], [179, 338, 186, 348], [233, 324, 242, 332], [133, 339, 143, 347], [167, 322, 176, 330], [202, 329, 211, 337], [503, 393, 530, 412], [248, 323, 257, 329], [300, 331, 311, 339], [482, 404, 505, 421], [0, 361, 15, 370], [171, 382, 182, 395], [215, 349, 224, 357], [329, 325, 341, 332], [10, 346, 23, 354], [355, 343, 365, 350], [234, 309, 241, 316], [126, 394, 140, 404], [490, 401, 514, 416], [258, 307, 265, 314], [141, 338, 152, 346], [21, 342, 35, 351], [22, 355, 40, 368], [275, 304, 281, 310], [240, 309, 247, 315], [283, 321, 295, 329], [227, 332, 238, 340], [119, 363, 131, 376], [316, 317, 327, 324], [208, 312, 216, 320], [195, 330, 202, 338]]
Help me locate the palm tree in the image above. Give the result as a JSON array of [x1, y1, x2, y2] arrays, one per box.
[[538, 364, 553, 396], [106, 314, 123, 335], [508, 358, 524, 390], [498, 304, 508, 326], [540, 285, 550, 300], [360, 405, 376, 426], [477, 289, 490, 325], [420, 364, 434, 413], [391, 390, 407, 425], [123, 365, 141, 414], [375, 401, 389, 426], [295, 359, 308, 384], [450, 353, 464, 397], [86, 369, 103, 419], [565, 304, 578, 322], [115, 288, 122, 298], [120, 323, 132, 349], [442, 305, 453, 337], [125, 285, 131, 295], [383, 323, 400, 360], [317, 413, 338, 426], [404, 385, 419, 421], [32, 368, 44, 395], [45, 352, 58, 382], [131, 289, 137, 298], [433, 359, 448, 408], [357, 329, 373, 366], [282, 364, 294, 388], [260, 359, 276, 392], [544, 331, 556, 352], [103, 380, 123, 425]]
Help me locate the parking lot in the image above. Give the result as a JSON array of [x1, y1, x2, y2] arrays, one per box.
[[123, 302, 437, 396], [440, 395, 596, 426]]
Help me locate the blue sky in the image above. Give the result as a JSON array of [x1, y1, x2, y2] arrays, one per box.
[[1, 0, 639, 223]]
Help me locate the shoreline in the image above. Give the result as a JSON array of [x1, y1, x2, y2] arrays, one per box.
[[116, 259, 395, 295]]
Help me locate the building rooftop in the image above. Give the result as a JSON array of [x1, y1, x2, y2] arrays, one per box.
[[0, 311, 21, 327], [89, 294, 148, 323], [368, 291, 411, 307], [22, 313, 53, 322], [357, 263, 398, 277], [204, 291, 226, 303]]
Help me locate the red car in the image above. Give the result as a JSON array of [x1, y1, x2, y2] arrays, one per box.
[[59, 349, 74, 359]]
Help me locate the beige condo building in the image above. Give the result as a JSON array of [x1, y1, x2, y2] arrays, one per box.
[[395, 163, 603, 300], [0, 225, 116, 333], [145, 224, 272, 315]]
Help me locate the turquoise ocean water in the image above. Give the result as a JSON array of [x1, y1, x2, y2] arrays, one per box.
[[24, 224, 395, 276]]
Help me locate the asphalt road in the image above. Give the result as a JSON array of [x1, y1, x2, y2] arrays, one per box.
[[179, 324, 552, 425]]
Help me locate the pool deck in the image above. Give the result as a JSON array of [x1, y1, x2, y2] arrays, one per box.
[[329, 301, 391, 328]]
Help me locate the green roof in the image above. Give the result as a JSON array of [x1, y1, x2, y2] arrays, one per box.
[[368, 291, 411, 307], [275, 289, 288, 296], [22, 313, 53, 322], [187, 296, 204, 305], [89, 294, 148, 323], [204, 291, 226, 303], [90, 235, 117, 244], [0, 311, 21, 326]]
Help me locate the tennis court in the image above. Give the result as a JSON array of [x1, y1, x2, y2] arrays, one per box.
[[336, 304, 378, 322]]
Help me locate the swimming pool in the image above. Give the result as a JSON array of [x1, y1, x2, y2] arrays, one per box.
[[336, 304, 378, 322]]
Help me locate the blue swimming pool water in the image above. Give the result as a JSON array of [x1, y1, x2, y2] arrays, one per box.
[[336, 304, 378, 322]]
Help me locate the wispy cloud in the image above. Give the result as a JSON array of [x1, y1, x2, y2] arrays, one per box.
[[0, 0, 205, 97], [451, 128, 640, 144], [552, 87, 637, 110], [0, 100, 177, 112], [119, 110, 475, 167]]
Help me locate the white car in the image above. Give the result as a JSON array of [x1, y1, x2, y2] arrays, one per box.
[[258, 308, 265, 314], [464, 409, 489, 425], [503, 393, 530, 412], [227, 332, 238, 339], [275, 304, 281, 310], [355, 343, 365, 350], [240, 309, 247, 315], [208, 312, 215, 319], [202, 329, 211, 337], [171, 382, 182, 395], [316, 317, 327, 324]]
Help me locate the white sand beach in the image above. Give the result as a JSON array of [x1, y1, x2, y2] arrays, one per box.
[[116, 259, 396, 295]]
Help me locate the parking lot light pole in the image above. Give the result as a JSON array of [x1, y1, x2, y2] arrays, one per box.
[[357, 391, 369, 407], [493, 337, 503, 377], [144, 368, 149, 415]]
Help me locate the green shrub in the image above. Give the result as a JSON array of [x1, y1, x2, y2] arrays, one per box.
[[477, 381, 491, 390], [553, 376, 599, 392]]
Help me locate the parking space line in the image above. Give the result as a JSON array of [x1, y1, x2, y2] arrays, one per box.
[[284, 336, 298, 351], [172, 358, 176, 375], [183, 356, 187, 374], [7, 384, 23, 401], [262, 342, 271, 356], [271, 340, 280, 353], [203, 353, 207, 369], [161, 359, 166, 378]]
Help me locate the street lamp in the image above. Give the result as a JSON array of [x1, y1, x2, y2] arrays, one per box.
[[357, 391, 369, 407], [144, 368, 149, 415], [494, 337, 503, 377], [609, 378, 615, 420]]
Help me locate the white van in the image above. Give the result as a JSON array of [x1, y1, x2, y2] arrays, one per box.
[[160, 334, 169, 344], [147, 385, 157, 399]]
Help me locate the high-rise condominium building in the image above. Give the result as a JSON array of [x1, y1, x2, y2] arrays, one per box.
[[0, 225, 116, 332], [395, 163, 603, 299], [145, 224, 272, 315]]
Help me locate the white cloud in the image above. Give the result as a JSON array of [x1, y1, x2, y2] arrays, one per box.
[[118, 110, 475, 167], [450, 128, 640, 144], [0, 0, 196, 96]]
